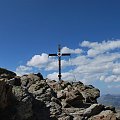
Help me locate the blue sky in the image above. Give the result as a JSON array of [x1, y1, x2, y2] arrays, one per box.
[[0, 0, 120, 94]]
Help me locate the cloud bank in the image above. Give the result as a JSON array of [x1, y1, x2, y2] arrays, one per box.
[[16, 40, 120, 86]]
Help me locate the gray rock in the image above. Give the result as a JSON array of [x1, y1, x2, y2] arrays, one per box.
[[89, 110, 117, 120], [83, 104, 104, 118], [80, 88, 100, 103], [50, 101, 62, 116], [57, 89, 84, 107], [57, 90, 66, 99], [58, 114, 73, 120], [0, 68, 16, 79], [12, 86, 33, 120], [7, 77, 21, 86], [116, 112, 120, 119], [61, 101, 71, 108], [36, 72, 44, 80], [73, 117, 83, 120], [21, 73, 41, 88], [65, 90, 84, 106], [104, 106, 116, 113], [0, 71, 119, 120], [0, 78, 13, 109]]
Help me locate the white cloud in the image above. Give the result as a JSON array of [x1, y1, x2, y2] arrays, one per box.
[[81, 40, 120, 50], [103, 75, 120, 82], [47, 72, 58, 80], [26, 52, 71, 71], [47, 71, 75, 81], [45, 60, 58, 71], [70, 55, 90, 66], [47, 40, 120, 84], [16, 65, 32, 76], [61, 46, 82, 54], [113, 68, 120, 75], [16, 40, 120, 85], [45, 59, 70, 71], [80, 40, 120, 57], [27, 53, 48, 68], [102, 75, 117, 83], [25, 47, 82, 71]]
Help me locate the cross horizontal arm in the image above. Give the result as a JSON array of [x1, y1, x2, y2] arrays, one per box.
[[49, 54, 57, 56], [62, 53, 71, 56]]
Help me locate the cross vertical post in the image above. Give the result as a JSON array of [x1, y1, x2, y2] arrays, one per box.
[[48, 44, 71, 81], [58, 44, 62, 80]]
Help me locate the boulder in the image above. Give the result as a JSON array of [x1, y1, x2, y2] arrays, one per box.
[[28, 79, 56, 103], [65, 90, 84, 106], [72, 81, 83, 86], [6, 76, 21, 86], [50, 81, 100, 104], [73, 117, 84, 120], [57, 89, 84, 107], [116, 112, 120, 120], [58, 114, 73, 120], [49, 101, 62, 116], [36, 72, 44, 80], [80, 88, 100, 104], [12, 76, 55, 120], [89, 110, 117, 120], [27, 76, 61, 119], [0, 68, 16, 79], [57, 90, 66, 99], [104, 106, 116, 113], [83, 104, 104, 118], [47, 80, 72, 92], [21, 73, 42, 88], [12, 86, 33, 120]]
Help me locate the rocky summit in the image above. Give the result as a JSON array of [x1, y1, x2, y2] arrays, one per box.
[[0, 68, 120, 120]]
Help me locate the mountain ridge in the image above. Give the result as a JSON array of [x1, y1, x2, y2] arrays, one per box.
[[98, 94, 120, 110], [0, 68, 120, 120]]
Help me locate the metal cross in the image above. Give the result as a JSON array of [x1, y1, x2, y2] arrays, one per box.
[[48, 44, 71, 81]]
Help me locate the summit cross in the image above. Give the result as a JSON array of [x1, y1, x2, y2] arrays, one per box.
[[48, 45, 71, 81]]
